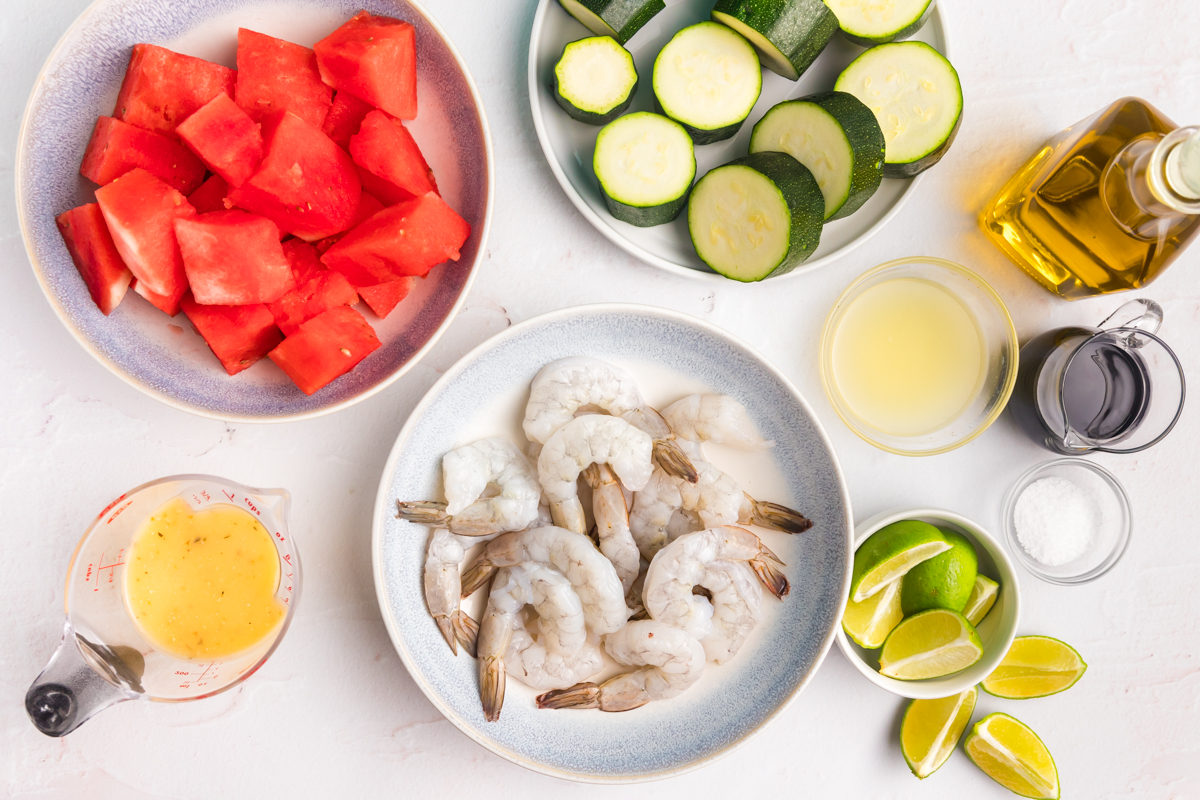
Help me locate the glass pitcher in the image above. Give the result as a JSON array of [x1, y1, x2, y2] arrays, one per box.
[[1008, 299, 1185, 454], [25, 475, 300, 736]]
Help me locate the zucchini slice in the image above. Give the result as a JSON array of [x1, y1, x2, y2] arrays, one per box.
[[594, 112, 696, 227], [822, 0, 935, 46], [749, 91, 885, 221], [554, 37, 639, 125], [653, 22, 762, 145], [558, 0, 666, 46], [711, 0, 839, 82], [835, 41, 962, 178], [688, 152, 824, 281]]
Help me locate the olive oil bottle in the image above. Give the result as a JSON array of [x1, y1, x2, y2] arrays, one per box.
[[980, 98, 1200, 300]]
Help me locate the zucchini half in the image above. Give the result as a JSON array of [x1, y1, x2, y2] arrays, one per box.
[[554, 37, 639, 125], [594, 112, 696, 227], [558, 0, 665, 46], [750, 91, 885, 221], [823, 0, 935, 46], [688, 152, 824, 281], [835, 41, 962, 178], [711, 0, 839, 82], [653, 22, 763, 145]]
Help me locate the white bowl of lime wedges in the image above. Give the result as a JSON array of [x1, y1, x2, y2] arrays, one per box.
[[836, 508, 1021, 699]]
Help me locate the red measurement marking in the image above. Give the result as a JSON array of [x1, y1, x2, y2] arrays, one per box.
[[98, 493, 128, 520], [281, 548, 290, 557], [246, 499, 260, 516], [275, 532, 286, 543], [90, 550, 125, 590], [222, 490, 236, 502], [175, 671, 189, 676], [106, 500, 133, 524]]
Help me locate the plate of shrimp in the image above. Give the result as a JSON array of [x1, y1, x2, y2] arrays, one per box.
[[373, 303, 852, 782]]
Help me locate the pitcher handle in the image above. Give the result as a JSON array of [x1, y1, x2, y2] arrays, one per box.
[[1097, 298, 1163, 335], [26, 620, 138, 737]]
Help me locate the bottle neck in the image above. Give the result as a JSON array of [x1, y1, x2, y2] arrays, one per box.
[[1149, 127, 1200, 214]]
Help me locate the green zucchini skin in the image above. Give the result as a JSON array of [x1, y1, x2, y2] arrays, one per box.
[[711, 0, 838, 81], [830, 0, 936, 46], [601, 185, 692, 227], [553, 38, 639, 125], [558, 0, 666, 45], [883, 111, 961, 178]]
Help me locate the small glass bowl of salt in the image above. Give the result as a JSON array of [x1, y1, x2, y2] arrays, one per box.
[[1003, 459, 1132, 584]]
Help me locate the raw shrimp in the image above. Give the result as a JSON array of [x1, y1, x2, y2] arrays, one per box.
[[620, 406, 699, 483], [505, 626, 605, 692], [582, 463, 640, 594], [627, 468, 682, 561], [537, 415, 653, 534], [661, 394, 774, 450], [460, 527, 629, 636], [397, 438, 542, 537], [422, 529, 480, 655], [477, 564, 589, 721], [523, 357, 644, 445], [536, 621, 706, 712]]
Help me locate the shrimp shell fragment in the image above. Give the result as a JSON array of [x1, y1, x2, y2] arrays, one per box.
[[422, 529, 479, 656], [583, 463, 641, 594], [523, 357, 644, 445], [661, 394, 774, 450], [621, 406, 699, 484]]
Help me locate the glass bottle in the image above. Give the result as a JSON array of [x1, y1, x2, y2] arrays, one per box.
[[979, 98, 1200, 300]]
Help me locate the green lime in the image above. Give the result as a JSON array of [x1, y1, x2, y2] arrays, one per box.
[[965, 713, 1060, 799], [842, 577, 903, 648], [851, 520, 949, 603], [900, 527, 978, 615], [981, 636, 1087, 699], [879, 608, 983, 680], [962, 575, 1000, 626], [901, 687, 977, 779]]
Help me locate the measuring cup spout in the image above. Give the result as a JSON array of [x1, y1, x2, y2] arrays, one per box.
[[26, 620, 140, 737]]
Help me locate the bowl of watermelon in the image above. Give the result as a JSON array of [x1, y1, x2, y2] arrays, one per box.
[[17, 0, 492, 421]]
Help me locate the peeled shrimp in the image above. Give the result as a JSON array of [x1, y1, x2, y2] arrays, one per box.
[[643, 527, 789, 663], [582, 463, 640, 594], [397, 438, 542, 537], [421, 529, 480, 655], [460, 526, 629, 636], [537, 415, 653, 534], [620, 406, 699, 483], [505, 626, 605, 692], [536, 621, 706, 712], [523, 357, 644, 445], [662, 394, 774, 450]]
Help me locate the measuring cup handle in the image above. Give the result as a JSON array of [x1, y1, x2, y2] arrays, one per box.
[[26, 620, 135, 737], [1097, 298, 1163, 335]]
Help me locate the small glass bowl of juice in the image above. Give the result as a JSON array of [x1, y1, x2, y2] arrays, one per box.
[[820, 257, 1019, 456]]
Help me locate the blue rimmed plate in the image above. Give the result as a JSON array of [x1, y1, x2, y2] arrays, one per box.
[[17, 0, 491, 422], [373, 304, 853, 782]]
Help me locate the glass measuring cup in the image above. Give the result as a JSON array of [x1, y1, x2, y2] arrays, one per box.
[[26, 475, 300, 736], [1009, 299, 1186, 453]]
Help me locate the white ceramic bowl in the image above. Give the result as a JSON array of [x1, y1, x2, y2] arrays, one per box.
[[835, 508, 1020, 699]]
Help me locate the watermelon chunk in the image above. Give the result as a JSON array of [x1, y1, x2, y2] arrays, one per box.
[[357, 277, 415, 319], [313, 192, 385, 253], [355, 166, 414, 207], [281, 238, 326, 284], [113, 43, 236, 138], [314, 12, 417, 120], [187, 174, 231, 214], [132, 277, 187, 317], [268, 305, 381, 394], [173, 210, 293, 305], [175, 94, 263, 187], [181, 293, 284, 375], [269, 260, 359, 335], [235, 28, 333, 129], [227, 111, 362, 240], [322, 91, 374, 150], [80, 116, 206, 194], [350, 110, 437, 203], [321, 192, 470, 285], [94, 168, 195, 298], [55, 203, 134, 315]]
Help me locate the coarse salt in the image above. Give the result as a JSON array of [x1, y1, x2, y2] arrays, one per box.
[[1013, 476, 1097, 566]]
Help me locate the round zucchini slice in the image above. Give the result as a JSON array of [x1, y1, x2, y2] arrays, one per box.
[[653, 22, 762, 145], [594, 112, 696, 227], [822, 0, 935, 46], [558, 0, 666, 46], [554, 37, 639, 125], [688, 152, 824, 281], [711, 0, 839, 82], [750, 91, 885, 221], [835, 41, 962, 178]]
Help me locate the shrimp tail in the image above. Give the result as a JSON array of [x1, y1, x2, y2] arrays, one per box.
[[396, 500, 451, 527], [434, 615, 458, 655], [653, 440, 699, 484], [453, 611, 479, 658], [757, 540, 787, 568], [536, 682, 602, 710], [751, 560, 791, 599], [480, 656, 506, 722], [460, 559, 495, 598], [745, 496, 813, 533]]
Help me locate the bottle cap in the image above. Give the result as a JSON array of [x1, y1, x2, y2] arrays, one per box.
[[1166, 128, 1200, 201]]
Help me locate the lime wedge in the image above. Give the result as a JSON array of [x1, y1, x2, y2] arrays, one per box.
[[900, 527, 978, 615], [982, 636, 1087, 699], [842, 577, 903, 648], [962, 575, 1000, 626], [901, 687, 977, 778], [879, 609, 983, 680], [851, 520, 950, 602], [965, 713, 1060, 799]]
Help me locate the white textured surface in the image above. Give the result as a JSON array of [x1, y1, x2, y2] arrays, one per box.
[[2, 0, 1199, 796]]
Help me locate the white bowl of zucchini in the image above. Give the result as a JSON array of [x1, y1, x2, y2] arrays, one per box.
[[529, 0, 960, 283]]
